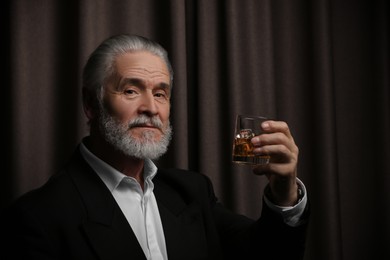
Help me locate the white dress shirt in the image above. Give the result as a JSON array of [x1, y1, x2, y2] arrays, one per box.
[[264, 178, 308, 227], [80, 143, 167, 260]]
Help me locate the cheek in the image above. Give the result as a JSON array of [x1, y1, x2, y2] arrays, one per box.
[[161, 105, 171, 125], [104, 98, 137, 122]]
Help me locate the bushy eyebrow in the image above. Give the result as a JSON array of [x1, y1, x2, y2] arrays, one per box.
[[119, 78, 170, 94], [119, 78, 143, 89]]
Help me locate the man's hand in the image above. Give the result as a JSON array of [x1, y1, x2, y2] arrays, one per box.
[[251, 120, 299, 206]]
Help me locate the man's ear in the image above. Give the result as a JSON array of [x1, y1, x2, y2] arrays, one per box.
[[82, 87, 97, 121]]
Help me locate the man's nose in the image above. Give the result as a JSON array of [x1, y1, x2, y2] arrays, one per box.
[[138, 92, 158, 115]]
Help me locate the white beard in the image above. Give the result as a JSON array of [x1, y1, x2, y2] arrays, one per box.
[[99, 109, 172, 160]]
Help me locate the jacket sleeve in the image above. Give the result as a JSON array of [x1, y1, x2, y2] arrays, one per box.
[[200, 174, 310, 260], [1, 202, 60, 260]]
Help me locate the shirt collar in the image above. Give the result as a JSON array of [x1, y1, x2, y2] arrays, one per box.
[[79, 142, 158, 192]]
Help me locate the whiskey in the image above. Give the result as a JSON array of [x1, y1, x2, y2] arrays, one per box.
[[232, 129, 270, 165]]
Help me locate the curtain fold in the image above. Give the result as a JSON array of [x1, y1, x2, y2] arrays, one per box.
[[3, 0, 389, 259]]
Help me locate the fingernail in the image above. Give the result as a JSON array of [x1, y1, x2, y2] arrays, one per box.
[[262, 122, 270, 130]]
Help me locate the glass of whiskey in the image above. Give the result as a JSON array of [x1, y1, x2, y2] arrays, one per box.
[[232, 115, 271, 165]]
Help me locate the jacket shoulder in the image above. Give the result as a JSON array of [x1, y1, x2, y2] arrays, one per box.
[[155, 168, 217, 205]]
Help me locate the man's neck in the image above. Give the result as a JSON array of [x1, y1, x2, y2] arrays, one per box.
[[84, 136, 145, 186]]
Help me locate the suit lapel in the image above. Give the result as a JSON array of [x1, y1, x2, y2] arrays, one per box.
[[67, 149, 211, 259], [154, 169, 209, 260], [67, 149, 146, 260]]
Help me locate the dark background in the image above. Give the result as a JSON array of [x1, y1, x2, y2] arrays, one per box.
[[2, 0, 389, 259]]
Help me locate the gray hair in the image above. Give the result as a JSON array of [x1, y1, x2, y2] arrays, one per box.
[[82, 34, 173, 104]]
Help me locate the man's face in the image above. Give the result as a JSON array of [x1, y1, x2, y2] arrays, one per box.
[[98, 51, 172, 159]]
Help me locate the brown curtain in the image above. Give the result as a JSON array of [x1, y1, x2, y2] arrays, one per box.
[[3, 0, 389, 259]]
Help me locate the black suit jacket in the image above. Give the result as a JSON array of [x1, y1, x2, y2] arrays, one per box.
[[2, 147, 309, 260]]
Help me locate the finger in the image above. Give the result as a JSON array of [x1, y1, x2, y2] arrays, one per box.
[[262, 120, 294, 140], [252, 132, 298, 155], [255, 144, 298, 165]]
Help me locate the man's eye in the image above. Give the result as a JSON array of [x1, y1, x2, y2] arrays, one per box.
[[124, 89, 137, 95], [154, 92, 169, 101]]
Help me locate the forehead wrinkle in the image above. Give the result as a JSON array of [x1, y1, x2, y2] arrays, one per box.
[[118, 68, 170, 88], [126, 67, 170, 78], [114, 51, 171, 83]]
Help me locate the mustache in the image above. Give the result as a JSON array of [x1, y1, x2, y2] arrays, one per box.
[[128, 115, 164, 130]]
